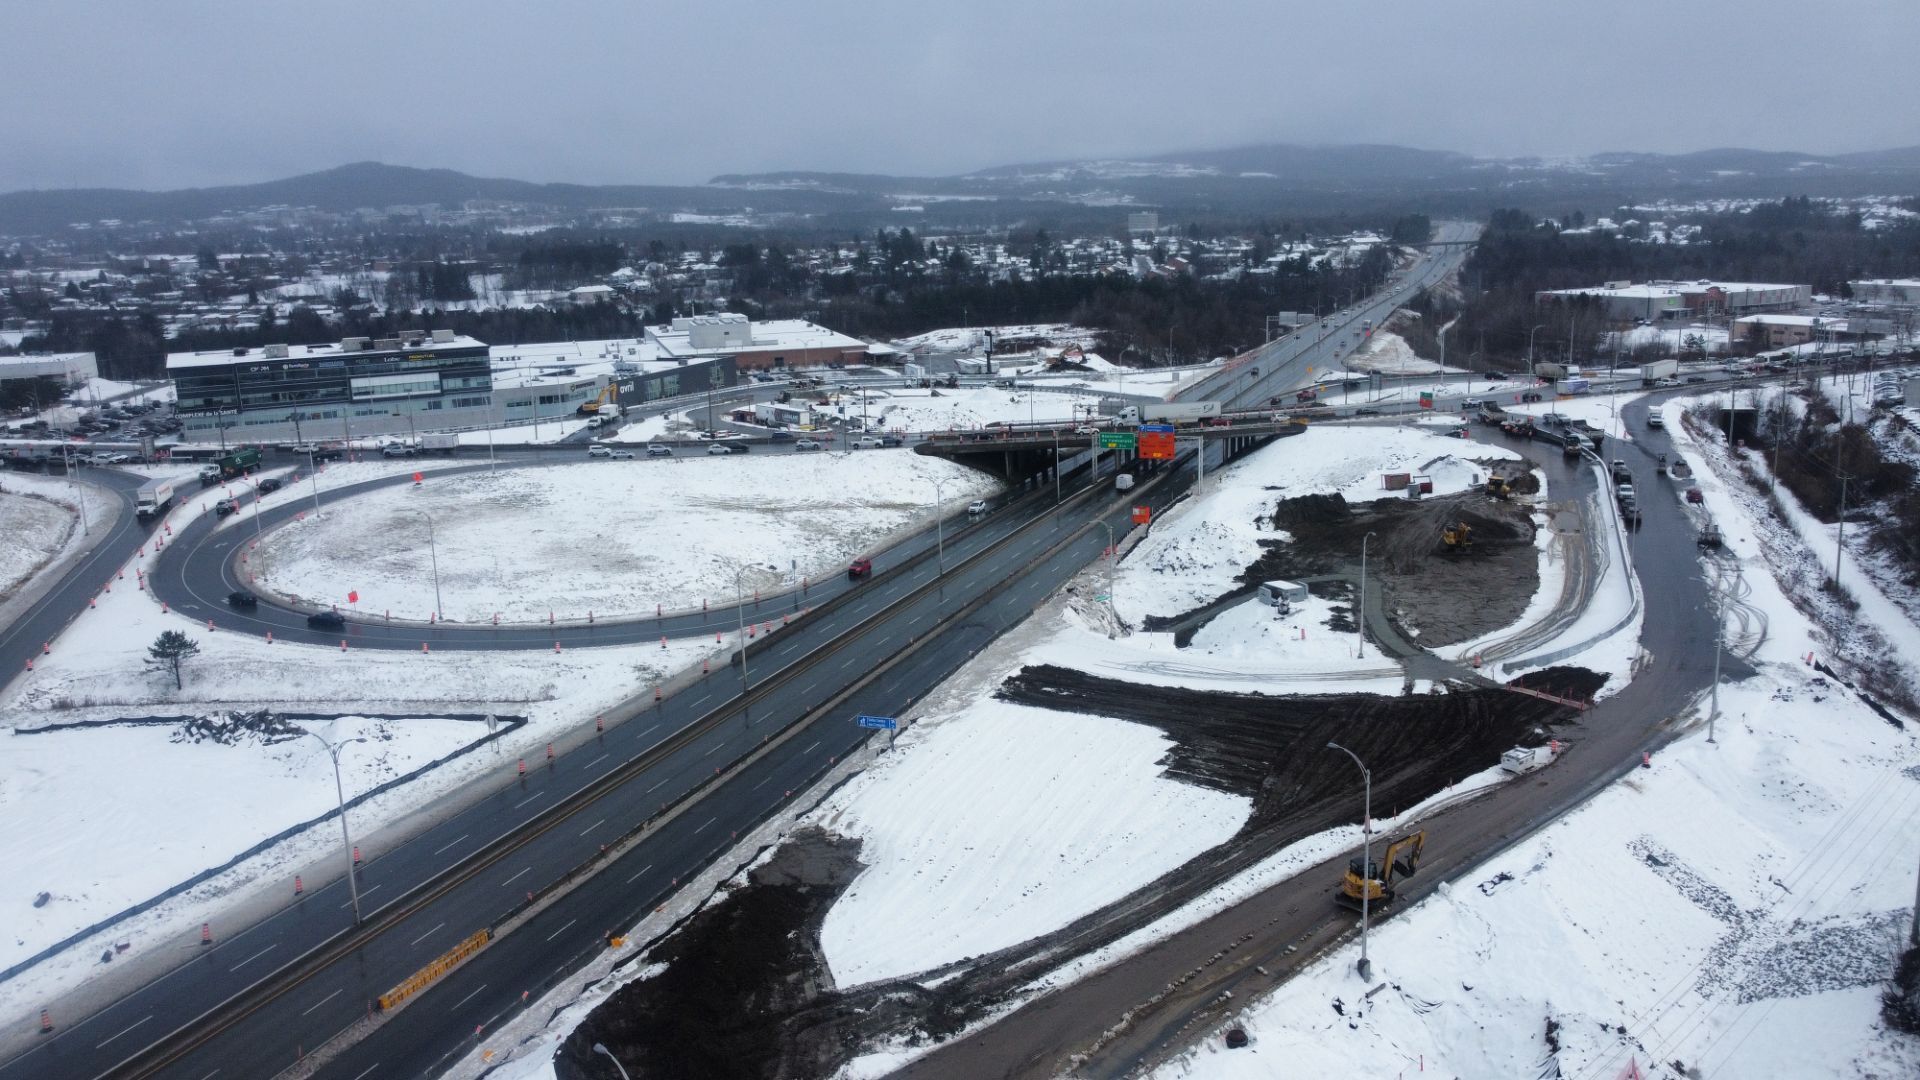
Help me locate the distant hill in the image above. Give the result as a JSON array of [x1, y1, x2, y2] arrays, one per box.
[[0, 162, 887, 234], [6, 143, 1920, 235]]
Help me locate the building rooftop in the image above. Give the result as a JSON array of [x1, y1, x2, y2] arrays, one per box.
[[0, 351, 94, 370], [646, 315, 866, 358], [166, 332, 487, 370]]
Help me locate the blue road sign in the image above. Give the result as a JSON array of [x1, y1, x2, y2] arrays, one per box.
[[1139, 423, 1175, 433], [855, 714, 898, 730]]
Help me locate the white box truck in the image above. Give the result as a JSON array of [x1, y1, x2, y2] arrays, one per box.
[[135, 479, 174, 521]]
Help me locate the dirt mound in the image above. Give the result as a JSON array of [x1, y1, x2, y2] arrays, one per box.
[[996, 664, 1580, 831], [558, 829, 877, 1080]]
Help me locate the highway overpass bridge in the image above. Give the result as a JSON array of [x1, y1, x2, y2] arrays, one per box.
[[915, 419, 1309, 480]]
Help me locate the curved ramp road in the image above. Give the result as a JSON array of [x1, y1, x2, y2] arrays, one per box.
[[0, 468, 150, 692]]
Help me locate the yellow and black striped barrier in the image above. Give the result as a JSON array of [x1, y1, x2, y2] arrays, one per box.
[[377, 928, 490, 1012]]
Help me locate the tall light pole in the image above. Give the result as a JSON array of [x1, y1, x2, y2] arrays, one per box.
[[1357, 530, 1377, 659], [1526, 324, 1546, 377], [1097, 520, 1118, 636], [591, 1042, 632, 1080], [733, 563, 766, 695], [303, 729, 368, 923], [1326, 741, 1373, 981], [410, 509, 443, 620], [930, 477, 950, 574]]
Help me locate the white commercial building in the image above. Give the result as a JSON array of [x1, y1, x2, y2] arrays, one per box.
[[0, 351, 97, 386], [1536, 280, 1811, 322]]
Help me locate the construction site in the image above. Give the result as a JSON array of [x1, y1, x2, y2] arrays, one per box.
[[556, 439, 1611, 1079]]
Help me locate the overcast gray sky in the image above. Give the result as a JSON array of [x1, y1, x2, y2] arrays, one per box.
[[6, 0, 1918, 192]]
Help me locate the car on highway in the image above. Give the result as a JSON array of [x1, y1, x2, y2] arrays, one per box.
[[707, 443, 734, 455], [306, 610, 346, 631], [646, 444, 674, 457], [1684, 374, 1707, 383], [609, 449, 635, 460], [257, 477, 284, 494], [1686, 487, 1705, 504], [1351, 407, 1382, 416], [793, 438, 824, 451], [967, 499, 988, 516], [381, 443, 415, 457], [847, 557, 872, 580], [1073, 424, 1100, 435], [852, 436, 885, 449], [1646, 413, 1665, 429], [226, 590, 258, 609], [214, 499, 240, 517], [587, 444, 613, 458]]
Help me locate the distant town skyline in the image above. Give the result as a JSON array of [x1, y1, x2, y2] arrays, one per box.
[[5, 0, 1917, 193]]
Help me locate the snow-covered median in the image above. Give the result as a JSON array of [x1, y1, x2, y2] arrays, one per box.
[[0, 485, 77, 600], [249, 453, 998, 623]]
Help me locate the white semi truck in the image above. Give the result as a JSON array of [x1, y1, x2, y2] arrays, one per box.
[[134, 479, 174, 521], [1114, 401, 1222, 424]]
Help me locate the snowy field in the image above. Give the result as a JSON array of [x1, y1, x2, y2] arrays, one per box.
[[249, 453, 997, 623], [816, 699, 1248, 986], [1606, 323, 1731, 354], [889, 323, 1100, 354], [843, 384, 1102, 431], [1346, 330, 1455, 375], [0, 487, 76, 599], [0, 478, 720, 1014]]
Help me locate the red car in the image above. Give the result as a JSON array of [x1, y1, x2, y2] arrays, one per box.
[[847, 558, 872, 581], [1685, 487, 1704, 504]]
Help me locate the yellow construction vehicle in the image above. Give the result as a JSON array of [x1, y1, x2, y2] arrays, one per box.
[[577, 384, 618, 415], [1485, 475, 1511, 501], [1440, 522, 1473, 553], [1337, 830, 1426, 909]]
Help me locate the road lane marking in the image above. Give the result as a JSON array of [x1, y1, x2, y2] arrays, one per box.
[[410, 922, 445, 948], [579, 818, 605, 837], [229, 943, 277, 972], [502, 866, 532, 887], [626, 862, 653, 884], [301, 988, 343, 1016], [695, 817, 715, 833], [339, 883, 381, 910], [513, 791, 545, 810], [432, 833, 469, 856], [753, 774, 773, 790], [587, 753, 608, 769], [95, 1014, 152, 1049], [703, 742, 720, 756], [348, 1066, 380, 1080], [648, 777, 669, 792], [802, 740, 820, 754], [449, 983, 489, 1012], [838, 656, 858, 671], [545, 918, 576, 942]]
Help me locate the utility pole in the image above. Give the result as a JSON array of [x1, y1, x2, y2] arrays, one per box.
[[1326, 742, 1373, 981]]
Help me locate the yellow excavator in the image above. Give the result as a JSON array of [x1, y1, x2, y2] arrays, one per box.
[[1440, 522, 1473, 553], [577, 384, 619, 415], [1486, 475, 1511, 501], [1337, 830, 1426, 909]]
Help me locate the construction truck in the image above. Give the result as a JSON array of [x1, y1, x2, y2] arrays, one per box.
[[1441, 522, 1473, 553], [577, 385, 620, 415], [1485, 475, 1511, 501], [1338, 830, 1425, 909]]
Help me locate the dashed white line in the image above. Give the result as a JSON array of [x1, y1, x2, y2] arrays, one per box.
[[545, 918, 577, 942], [648, 777, 669, 793], [95, 1014, 152, 1049], [587, 753, 608, 769], [339, 883, 381, 910], [513, 791, 545, 810], [301, 987, 343, 1016], [579, 818, 605, 837], [695, 817, 715, 833], [703, 741, 721, 756], [501, 866, 532, 887], [347, 1066, 379, 1080], [626, 862, 654, 884], [802, 740, 820, 754], [838, 656, 859, 671], [228, 943, 277, 972], [410, 922, 445, 947], [432, 833, 469, 856], [449, 983, 489, 1012], [753, 774, 773, 790]]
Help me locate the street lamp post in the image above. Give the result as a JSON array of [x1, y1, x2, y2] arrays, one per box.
[[591, 1042, 632, 1080], [1526, 324, 1546, 377], [1326, 741, 1373, 980], [302, 730, 368, 923], [930, 477, 950, 574], [1097, 519, 1118, 636], [410, 509, 443, 620], [733, 564, 770, 695], [1357, 530, 1378, 659]]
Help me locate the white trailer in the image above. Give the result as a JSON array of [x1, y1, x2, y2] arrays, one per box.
[[1115, 401, 1223, 423], [1500, 745, 1556, 775], [135, 479, 174, 521]]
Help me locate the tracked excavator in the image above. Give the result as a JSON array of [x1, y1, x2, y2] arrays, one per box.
[[1440, 522, 1474, 553], [1337, 830, 1426, 909], [1485, 475, 1511, 500]]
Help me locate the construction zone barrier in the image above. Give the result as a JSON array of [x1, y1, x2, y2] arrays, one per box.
[[376, 928, 490, 1012]]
